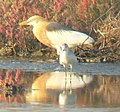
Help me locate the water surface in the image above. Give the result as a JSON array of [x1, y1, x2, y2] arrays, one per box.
[[0, 58, 120, 75], [0, 58, 120, 112]]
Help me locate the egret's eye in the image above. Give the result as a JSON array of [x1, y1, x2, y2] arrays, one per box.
[[64, 43, 68, 48], [64, 43, 67, 46]]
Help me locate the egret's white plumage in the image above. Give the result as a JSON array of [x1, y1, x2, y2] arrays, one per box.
[[19, 15, 94, 53], [46, 30, 94, 49], [59, 43, 78, 72]]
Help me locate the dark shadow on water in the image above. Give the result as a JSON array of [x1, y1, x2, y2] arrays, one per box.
[[0, 70, 120, 108]]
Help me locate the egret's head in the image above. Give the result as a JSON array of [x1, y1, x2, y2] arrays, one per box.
[[19, 15, 47, 26], [56, 43, 69, 55], [60, 43, 69, 52]]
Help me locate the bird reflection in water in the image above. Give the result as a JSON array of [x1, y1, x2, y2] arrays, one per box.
[[58, 72, 93, 106], [26, 72, 93, 106], [1, 71, 120, 107]]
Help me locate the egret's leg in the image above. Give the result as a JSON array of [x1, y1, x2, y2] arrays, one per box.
[[80, 75, 86, 86], [70, 65, 73, 73], [69, 65, 73, 94], [69, 74, 72, 94], [64, 65, 67, 76], [64, 65, 67, 91]]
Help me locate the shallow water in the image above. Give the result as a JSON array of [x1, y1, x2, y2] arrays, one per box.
[[0, 58, 120, 75], [0, 58, 120, 112]]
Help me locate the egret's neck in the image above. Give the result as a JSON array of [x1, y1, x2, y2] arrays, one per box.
[[32, 21, 49, 34]]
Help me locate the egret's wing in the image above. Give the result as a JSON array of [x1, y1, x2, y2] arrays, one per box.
[[46, 22, 71, 31], [46, 23, 94, 48], [67, 50, 78, 64]]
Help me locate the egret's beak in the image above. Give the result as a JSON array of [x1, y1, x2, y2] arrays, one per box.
[[19, 21, 28, 26]]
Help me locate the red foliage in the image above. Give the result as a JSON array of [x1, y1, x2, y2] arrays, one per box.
[[0, 0, 117, 56], [5, 70, 12, 84], [0, 69, 23, 88], [15, 69, 23, 86], [0, 24, 3, 33], [54, 0, 63, 11], [0, 0, 96, 41]]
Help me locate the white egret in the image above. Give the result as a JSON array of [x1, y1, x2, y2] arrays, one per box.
[[19, 15, 94, 53]]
